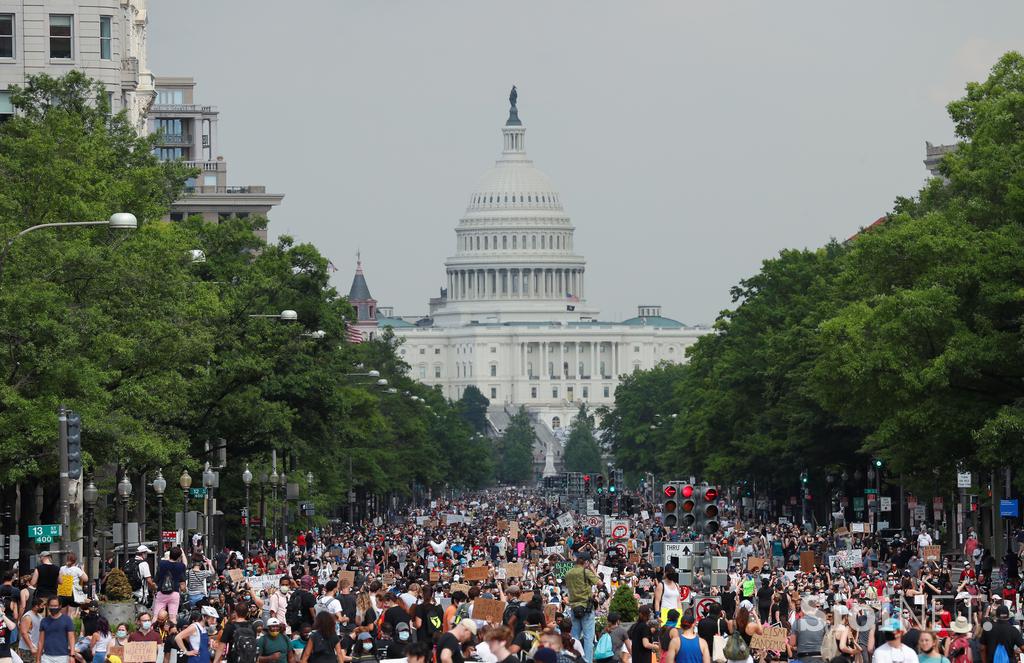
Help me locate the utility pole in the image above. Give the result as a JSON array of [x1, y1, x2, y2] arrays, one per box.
[[58, 406, 70, 560]]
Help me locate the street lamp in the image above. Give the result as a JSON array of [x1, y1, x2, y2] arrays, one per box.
[[0, 213, 138, 285], [152, 469, 166, 553], [269, 468, 279, 545], [83, 479, 98, 588], [247, 310, 298, 321], [117, 473, 133, 566], [242, 464, 253, 556], [188, 249, 206, 264], [179, 469, 192, 546]]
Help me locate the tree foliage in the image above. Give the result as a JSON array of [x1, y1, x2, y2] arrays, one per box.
[[498, 406, 535, 484], [564, 404, 602, 473], [602, 51, 1024, 505]]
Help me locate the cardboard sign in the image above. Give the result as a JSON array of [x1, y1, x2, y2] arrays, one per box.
[[497, 519, 509, 531], [338, 570, 356, 588], [747, 557, 766, 571], [429, 571, 440, 582], [472, 597, 506, 624], [247, 573, 285, 592], [124, 642, 160, 663], [463, 566, 490, 581], [108, 646, 124, 661], [799, 551, 816, 574], [750, 626, 788, 651], [629, 554, 641, 564], [544, 603, 560, 623], [520, 591, 534, 604], [451, 583, 471, 595], [922, 545, 941, 562], [510, 522, 519, 539], [504, 563, 523, 578], [835, 549, 863, 569], [227, 569, 244, 583]]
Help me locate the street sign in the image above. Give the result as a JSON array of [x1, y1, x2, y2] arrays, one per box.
[[1000, 499, 1019, 518], [879, 497, 892, 512], [188, 487, 208, 498], [34, 536, 54, 544], [957, 472, 972, 488], [907, 497, 918, 509], [27, 524, 61, 539], [864, 488, 878, 495], [914, 505, 926, 520]]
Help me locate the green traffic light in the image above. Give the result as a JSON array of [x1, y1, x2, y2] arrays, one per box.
[[609, 485, 616, 493], [874, 459, 883, 468]]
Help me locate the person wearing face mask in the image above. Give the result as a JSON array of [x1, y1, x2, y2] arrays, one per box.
[[19, 597, 45, 662], [269, 581, 291, 629], [290, 625, 312, 655], [129, 612, 162, 643], [176, 606, 220, 663], [257, 618, 294, 663], [350, 632, 377, 663], [389, 623, 413, 658], [35, 597, 74, 663], [112, 623, 131, 648]]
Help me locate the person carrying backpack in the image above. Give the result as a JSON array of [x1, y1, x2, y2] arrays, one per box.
[[154, 547, 187, 625], [980, 605, 1023, 663], [411, 586, 443, 645], [214, 601, 260, 663], [286, 578, 317, 633], [124, 545, 155, 607]]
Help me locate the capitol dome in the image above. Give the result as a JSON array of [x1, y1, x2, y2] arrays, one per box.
[[433, 87, 595, 325]]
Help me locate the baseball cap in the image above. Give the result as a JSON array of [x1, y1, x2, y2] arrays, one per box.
[[996, 604, 1010, 619], [266, 618, 282, 628], [460, 618, 478, 635], [137, 545, 153, 553], [396, 623, 410, 632]]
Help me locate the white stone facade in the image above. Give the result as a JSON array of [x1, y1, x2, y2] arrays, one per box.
[[381, 93, 709, 433], [0, 0, 155, 134]]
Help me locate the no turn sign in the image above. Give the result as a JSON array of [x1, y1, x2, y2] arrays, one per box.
[[611, 523, 630, 539]]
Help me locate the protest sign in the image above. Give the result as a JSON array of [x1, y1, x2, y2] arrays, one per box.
[[227, 569, 244, 583], [553, 562, 574, 579], [338, 570, 356, 587], [504, 562, 523, 578], [835, 549, 863, 569], [799, 551, 816, 574], [473, 598, 506, 624], [557, 512, 575, 529], [124, 642, 160, 663], [922, 545, 941, 562], [747, 557, 766, 571], [463, 566, 490, 581], [510, 522, 519, 539], [750, 627, 788, 651], [247, 574, 284, 592], [451, 583, 471, 595], [543, 545, 564, 557], [430, 571, 440, 582]]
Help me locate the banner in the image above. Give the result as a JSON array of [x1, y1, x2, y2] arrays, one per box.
[[557, 512, 575, 529], [247, 574, 284, 592]]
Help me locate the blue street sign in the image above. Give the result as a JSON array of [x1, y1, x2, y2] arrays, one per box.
[[1000, 499, 1019, 518]]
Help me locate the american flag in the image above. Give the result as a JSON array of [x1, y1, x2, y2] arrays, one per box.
[[566, 292, 579, 312], [344, 324, 363, 344]]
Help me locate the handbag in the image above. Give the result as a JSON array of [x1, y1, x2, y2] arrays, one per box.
[[712, 620, 728, 663], [723, 631, 750, 662]]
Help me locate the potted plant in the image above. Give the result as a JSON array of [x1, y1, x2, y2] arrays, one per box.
[[608, 584, 640, 626], [98, 567, 137, 626]]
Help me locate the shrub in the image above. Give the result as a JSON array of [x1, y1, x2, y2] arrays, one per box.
[[103, 567, 134, 601], [608, 584, 639, 622]]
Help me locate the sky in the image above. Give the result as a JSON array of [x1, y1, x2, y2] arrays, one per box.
[[148, 1, 1023, 325]]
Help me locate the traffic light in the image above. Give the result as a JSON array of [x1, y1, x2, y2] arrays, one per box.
[[800, 470, 808, 485], [702, 485, 720, 535], [681, 484, 696, 529], [873, 458, 883, 469], [608, 471, 617, 494], [596, 475, 605, 494], [969, 494, 978, 512], [584, 474, 591, 494], [662, 483, 678, 527], [67, 411, 82, 480]]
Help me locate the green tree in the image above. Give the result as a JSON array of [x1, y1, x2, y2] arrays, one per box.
[[457, 385, 490, 433], [498, 406, 535, 484], [564, 404, 602, 473]]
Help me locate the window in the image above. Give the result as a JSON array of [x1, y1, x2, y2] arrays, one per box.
[[502, 236, 507, 249], [531, 387, 537, 398], [512, 236, 517, 249], [490, 346, 496, 353], [484, 236, 488, 250], [156, 89, 184, 105], [0, 91, 12, 122], [0, 14, 13, 58], [157, 118, 183, 136], [99, 16, 111, 59], [490, 387, 497, 399], [604, 386, 611, 398], [49, 15, 73, 59], [552, 387, 559, 398], [169, 212, 184, 222], [634, 345, 640, 352], [527, 362, 533, 377], [419, 365, 427, 378], [155, 147, 183, 160], [489, 365, 496, 377], [582, 386, 589, 399], [567, 386, 574, 401], [419, 347, 425, 355], [203, 175, 217, 186], [434, 366, 441, 378], [434, 348, 441, 355]]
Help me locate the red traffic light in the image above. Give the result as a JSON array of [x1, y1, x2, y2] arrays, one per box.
[[681, 484, 694, 498], [704, 488, 718, 501], [663, 485, 677, 497], [682, 498, 696, 512], [664, 500, 677, 513], [584, 475, 591, 483]]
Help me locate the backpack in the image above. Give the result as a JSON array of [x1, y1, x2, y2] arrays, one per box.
[[158, 565, 175, 594], [286, 590, 307, 628], [314, 595, 334, 617], [723, 631, 749, 662], [518, 630, 540, 662], [229, 622, 259, 663], [594, 633, 614, 661], [993, 645, 1010, 663], [502, 601, 520, 626], [124, 558, 144, 591], [421, 605, 443, 640], [454, 602, 471, 624], [950, 636, 972, 663]]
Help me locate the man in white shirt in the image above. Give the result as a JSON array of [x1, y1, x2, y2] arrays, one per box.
[[872, 618, 920, 663], [917, 529, 933, 551], [131, 545, 154, 606]]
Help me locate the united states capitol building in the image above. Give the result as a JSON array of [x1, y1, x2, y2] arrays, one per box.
[[348, 89, 708, 465]]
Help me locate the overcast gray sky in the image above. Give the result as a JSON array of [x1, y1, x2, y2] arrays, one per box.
[[148, 1, 1022, 325]]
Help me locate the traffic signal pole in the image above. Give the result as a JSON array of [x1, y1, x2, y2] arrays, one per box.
[[58, 406, 70, 559]]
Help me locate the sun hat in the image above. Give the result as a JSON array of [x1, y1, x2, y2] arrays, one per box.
[[950, 616, 971, 634]]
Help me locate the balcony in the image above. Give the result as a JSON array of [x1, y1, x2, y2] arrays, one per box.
[[156, 133, 192, 146], [183, 160, 226, 173], [183, 185, 268, 194], [151, 104, 217, 114]]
